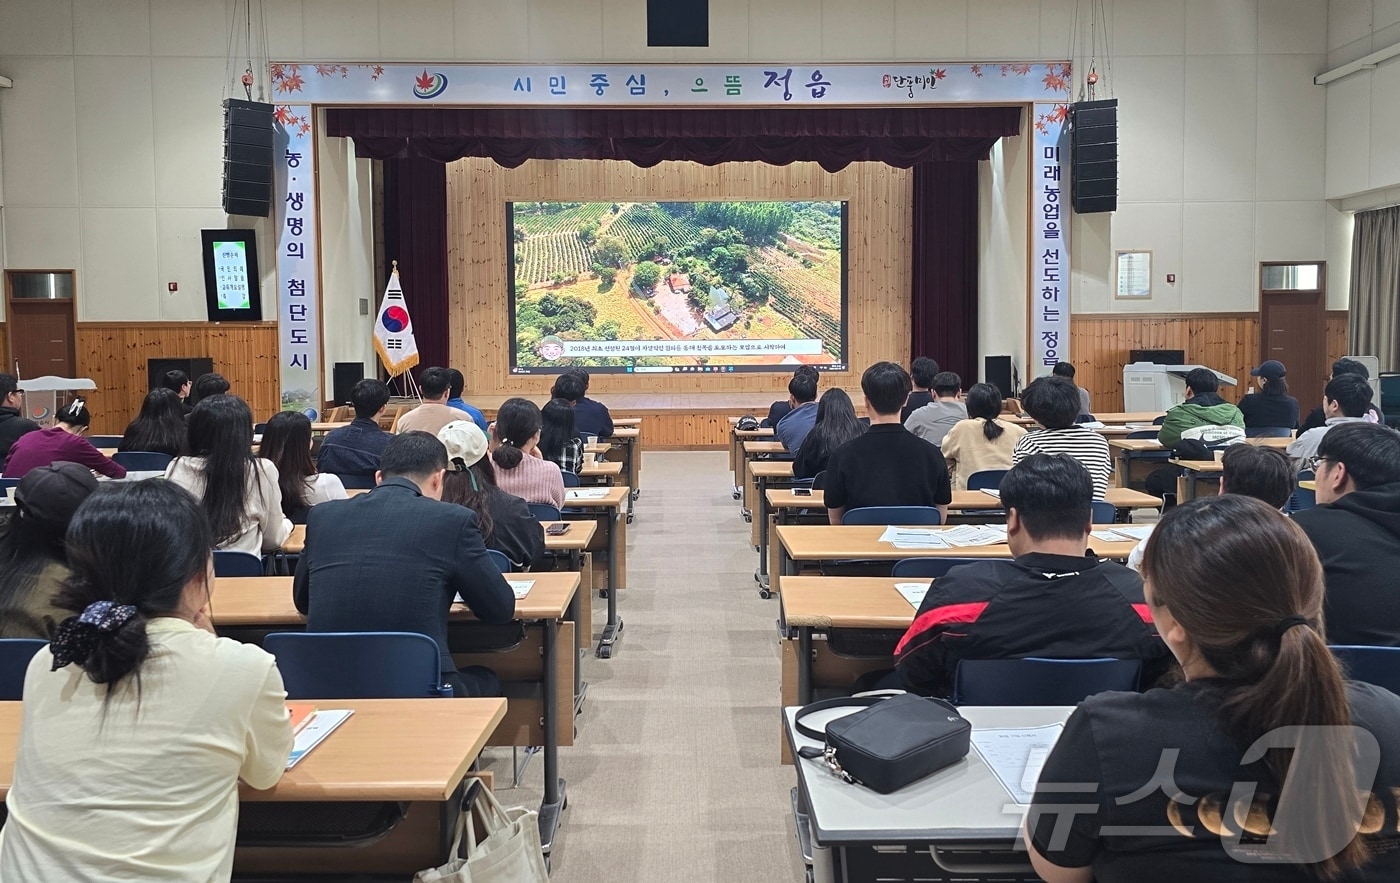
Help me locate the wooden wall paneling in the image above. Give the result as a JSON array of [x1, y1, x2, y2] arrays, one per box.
[[77, 323, 281, 434], [446, 158, 911, 400], [1325, 311, 1350, 366], [0, 323, 6, 375]]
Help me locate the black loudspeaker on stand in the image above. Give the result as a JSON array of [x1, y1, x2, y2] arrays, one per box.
[[333, 363, 366, 405], [147, 358, 213, 393], [1069, 99, 1118, 214], [223, 99, 274, 217]]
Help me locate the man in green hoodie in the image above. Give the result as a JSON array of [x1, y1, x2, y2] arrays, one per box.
[[1156, 368, 1245, 447]]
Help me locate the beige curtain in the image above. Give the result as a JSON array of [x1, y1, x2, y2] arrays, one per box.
[[1349, 205, 1400, 372]]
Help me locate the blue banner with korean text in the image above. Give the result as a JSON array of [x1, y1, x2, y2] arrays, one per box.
[[274, 105, 321, 418], [1031, 102, 1070, 377]]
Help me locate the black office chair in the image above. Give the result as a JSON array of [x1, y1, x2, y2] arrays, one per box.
[[336, 473, 377, 490], [891, 558, 983, 579], [1246, 426, 1294, 438], [953, 658, 1142, 705]]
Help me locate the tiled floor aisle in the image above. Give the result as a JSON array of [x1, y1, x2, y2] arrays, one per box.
[[486, 450, 804, 881]]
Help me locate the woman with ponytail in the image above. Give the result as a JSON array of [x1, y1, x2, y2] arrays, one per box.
[[1, 397, 126, 479], [0, 480, 293, 880], [488, 397, 564, 509], [938, 383, 1025, 490], [1027, 494, 1400, 883]]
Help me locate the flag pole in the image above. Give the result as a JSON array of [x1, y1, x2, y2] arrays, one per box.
[[387, 261, 421, 400]]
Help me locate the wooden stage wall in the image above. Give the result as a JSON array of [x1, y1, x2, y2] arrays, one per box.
[[445, 158, 911, 402], [1071, 312, 1350, 414]]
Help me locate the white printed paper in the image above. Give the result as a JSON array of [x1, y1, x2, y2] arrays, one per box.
[[979, 488, 1001, 498], [876, 526, 950, 549], [286, 709, 353, 769], [938, 525, 1008, 547], [1110, 525, 1155, 542], [1090, 530, 1123, 542], [970, 723, 1065, 805], [895, 582, 930, 609], [509, 579, 535, 599], [565, 488, 609, 500]]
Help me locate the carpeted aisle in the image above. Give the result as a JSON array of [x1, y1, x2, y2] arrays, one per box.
[[484, 451, 803, 880]]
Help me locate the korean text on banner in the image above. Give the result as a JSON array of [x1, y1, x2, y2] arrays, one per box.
[[275, 104, 321, 418], [1031, 102, 1070, 376]]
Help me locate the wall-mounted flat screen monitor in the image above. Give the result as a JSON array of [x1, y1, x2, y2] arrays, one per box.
[[201, 229, 263, 321], [506, 200, 848, 375]]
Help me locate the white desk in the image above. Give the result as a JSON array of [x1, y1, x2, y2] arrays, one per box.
[[785, 704, 1072, 881]]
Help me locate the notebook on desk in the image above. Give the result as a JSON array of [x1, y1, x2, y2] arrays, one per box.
[[565, 488, 609, 501], [286, 709, 353, 769]]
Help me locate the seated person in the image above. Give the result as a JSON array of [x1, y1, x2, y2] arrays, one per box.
[[192, 371, 230, 406], [317, 378, 394, 478], [1292, 422, 1400, 646], [539, 397, 584, 477], [439, 421, 545, 568], [259, 411, 347, 523], [1287, 373, 1374, 468], [118, 388, 187, 457], [1051, 361, 1092, 417], [762, 366, 818, 428], [0, 462, 98, 638], [900, 356, 939, 422], [939, 382, 1026, 490], [894, 454, 1165, 697], [0, 480, 293, 879], [792, 389, 864, 480], [822, 361, 952, 523], [1028, 494, 1400, 883], [1237, 359, 1299, 432], [906, 371, 967, 447], [1299, 357, 1386, 433], [395, 366, 474, 437], [444, 367, 489, 434], [293, 432, 516, 697], [1156, 367, 1245, 447], [773, 366, 819, 456], [1012, 377, 1112, 499], [3, 399, 125, 479], [165, 395, 291, 554], [161, 368, 194, 416], [1126, 443, 1295, 571], [489, 398, 566, 510], [552, 369, 614, 439], [0, 373, 40, 468]]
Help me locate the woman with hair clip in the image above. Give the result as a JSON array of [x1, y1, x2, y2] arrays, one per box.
[[0, 480, 294, 880], [1, 398, 126, 479], [118, 387, 188, 457], [438, 421, 545, 567], [1027, 494, 1400, 883], [258, 411, 346, 523], [488, 397, 565, 509], [938, 382, 1025, 490], [793, 388, 865, 480], [165, 394, 291, 554], [538, 397, 584, 477]]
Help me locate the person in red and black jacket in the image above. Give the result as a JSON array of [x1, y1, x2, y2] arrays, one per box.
[[894, 453, 1169, 697]]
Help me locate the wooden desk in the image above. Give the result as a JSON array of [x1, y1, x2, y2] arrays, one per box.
[[611, 417, 642, 427], [781, 577, 917, 706], [729, 426, 775, 488], [1169, 457, 1224, 502], [578, 459, 624, 485], [310, 421, 350, 433], [562, 485, 630, 658], [0, 698, 506, 876], [600, 426, 641, 514], [278, 520, 597, 562], [748, 460, 803, 587]]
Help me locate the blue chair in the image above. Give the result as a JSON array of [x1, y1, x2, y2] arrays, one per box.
[[0, 639, 48, 700], [486, 549, 513, 573], [1091, 501, 1117, 524], [0, 478, 18, 492], [213, 550, 266, 577], [953, 657, 1142, 705], [528, 503, 562, 521], [1246, 426, 1294, 438], [842, 506, 942, 526], [965, 470, 1007, 492], [111, 451, 173, 472], [88, 435, 123, 447], [1287, 469, 1317, 514], [1330, 645, 1400, 695], [891, 557, 983, 579], [1125, 430, 1160, 440], [561, 470, 581, 488], [335, 473, 376, 490], [264, 632, 452, 698], [811, 470, 827, 491]]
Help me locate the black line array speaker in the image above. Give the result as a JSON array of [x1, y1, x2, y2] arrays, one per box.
[[148, 358, 213, 392], [223, 99, 275, 217], [333, 362, 366, 406], [647, 0, 708, 46], [985, 355, 1014, 399], [1069, 98, 1118, 214]]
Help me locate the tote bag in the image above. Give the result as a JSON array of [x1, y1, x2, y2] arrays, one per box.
[[414, 784, 550, 883]]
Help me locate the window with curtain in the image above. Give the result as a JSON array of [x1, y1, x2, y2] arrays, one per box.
[[1349, 205, 1400, 372]]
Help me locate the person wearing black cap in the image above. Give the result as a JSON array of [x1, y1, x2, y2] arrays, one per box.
[[0, 462, 99, 638], [1236, 359, 1299, 434]]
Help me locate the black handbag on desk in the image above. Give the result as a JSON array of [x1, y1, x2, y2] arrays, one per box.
[[794, 693, 972, 794]]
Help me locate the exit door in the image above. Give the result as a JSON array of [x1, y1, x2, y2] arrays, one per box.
[[1259, 262, 1325, 409], [6, 271, 77, 381]]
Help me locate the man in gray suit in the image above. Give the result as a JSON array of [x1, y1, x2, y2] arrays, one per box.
[[293, 431, 516, 696]]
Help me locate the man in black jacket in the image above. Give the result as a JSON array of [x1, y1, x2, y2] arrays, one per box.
[[894, 454, 1167, 697], [293, 431, 517, 696], [1292, 422, 1400, 646], [1298, 358, 1386, 433], [0, 374, 38, 469]]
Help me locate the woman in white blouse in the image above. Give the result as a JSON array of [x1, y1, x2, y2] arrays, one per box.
[[0, 479, 293, 881], [165, 395, 292, 554], [258, 410, 347, 523]]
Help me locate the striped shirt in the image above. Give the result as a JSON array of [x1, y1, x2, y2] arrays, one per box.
[[1011, 427, 1113, 500]]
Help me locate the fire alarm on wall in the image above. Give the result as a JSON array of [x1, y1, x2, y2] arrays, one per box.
[[1166, 274, 1176, 284], [168, 282, 178, 292]]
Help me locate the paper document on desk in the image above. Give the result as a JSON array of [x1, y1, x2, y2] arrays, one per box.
[[971, 723, 1065, 804], [979, 488, 1001, 498], [877, 526, 950, 549], [286, 709, 353, 770], [565, 488, 609, 500], [1110, 525, 1154, 542], [895, 582, 931, 608], [508, 579, 535, 599], [1090, 530, 1125, 542], [939, 525, 1008, 547]]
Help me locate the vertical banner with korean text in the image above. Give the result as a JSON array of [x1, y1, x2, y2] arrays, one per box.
[[274, 105, 321, 418], [1030, 102, 1070, 378]]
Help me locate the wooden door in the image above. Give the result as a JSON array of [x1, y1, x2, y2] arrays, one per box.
[[9, 300, 76, 378], [1259, 263, 1325, 408]]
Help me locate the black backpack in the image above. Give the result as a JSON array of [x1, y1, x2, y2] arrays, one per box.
[[735, 415, 760, 431]]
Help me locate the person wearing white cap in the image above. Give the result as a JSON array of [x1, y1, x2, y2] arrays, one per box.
[[438, 421, 545, 568]]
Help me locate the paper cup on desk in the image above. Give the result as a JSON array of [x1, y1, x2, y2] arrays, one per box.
[[3, 487, 14, 504], [1214, 450, 1225, 462]]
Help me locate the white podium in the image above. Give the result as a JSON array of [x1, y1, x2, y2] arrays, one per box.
[[16, 376, 97, 425]]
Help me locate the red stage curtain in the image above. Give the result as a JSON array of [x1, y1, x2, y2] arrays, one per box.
[[382, 158, 449, 378], [910, 161, 980, 382]]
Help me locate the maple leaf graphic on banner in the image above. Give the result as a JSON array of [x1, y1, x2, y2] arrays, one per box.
[[273, 106, 295, 125], [1043, 70, 1068, 92], [275, 71, 304, 93], [415, 70, 436, 91], [931, 68, 947, 80], [315, 64, 337, 77]]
